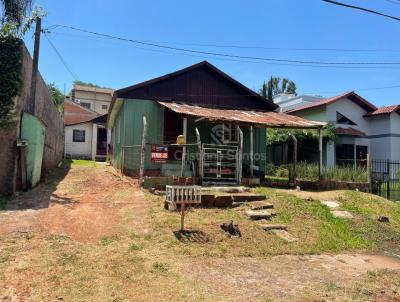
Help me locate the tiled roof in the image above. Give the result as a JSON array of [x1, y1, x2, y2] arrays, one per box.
[[364, 105, 400, 117], [286, 91, 377, 114], [335, 127, 366, 137], [158, 102, 325, 129], [64, 100, 99, 126]]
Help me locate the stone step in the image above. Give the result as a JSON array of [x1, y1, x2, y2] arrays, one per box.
[[272, 230, 298, 243], [251, 202, 274, 210], [331, 210, 354, 219], [260, 224, 287, 231], [245, 210, 275, 220]]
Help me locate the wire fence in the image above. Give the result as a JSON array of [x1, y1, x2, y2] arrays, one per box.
[[371, 159, 400, 201]]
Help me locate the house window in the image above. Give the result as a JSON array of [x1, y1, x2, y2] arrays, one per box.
[[336, 144, 354, 166], [80, 102, 91, 109], [336, 112, 357, 126], [73, 130, 86, 142], [222, 123, 238, 143], [101, 105, 108, 110]]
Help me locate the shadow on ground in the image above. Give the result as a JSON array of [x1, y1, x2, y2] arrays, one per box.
[[5, 161, 72, 211], [173, 230, 211, 243]]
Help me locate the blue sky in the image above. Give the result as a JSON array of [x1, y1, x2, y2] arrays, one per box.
[[22, 0, 400, 106]]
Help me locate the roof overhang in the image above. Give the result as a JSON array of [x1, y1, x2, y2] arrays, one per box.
[[158, 102, 325, 129]]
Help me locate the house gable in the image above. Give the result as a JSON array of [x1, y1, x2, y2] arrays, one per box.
[[115, 61, 276, 111]]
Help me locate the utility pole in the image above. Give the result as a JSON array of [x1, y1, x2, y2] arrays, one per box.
[[29, 17, 41, 116]]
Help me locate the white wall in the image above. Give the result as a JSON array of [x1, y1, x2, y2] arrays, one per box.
[[65, 123, 93, 159]]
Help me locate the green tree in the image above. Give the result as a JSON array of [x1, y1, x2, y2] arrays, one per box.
[[47, 82, 64, 111], [74, 80, 111, 89], [260, 76, 297, 100]]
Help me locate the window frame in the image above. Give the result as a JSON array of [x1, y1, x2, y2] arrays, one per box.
[[101, 104, 108, 110], [72, 129, 86, 143], [222, 123, 239, 143], [336, 111, 357, 126]]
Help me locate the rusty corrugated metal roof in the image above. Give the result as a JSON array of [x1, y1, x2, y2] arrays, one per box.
[[158, 102, 325, 129]]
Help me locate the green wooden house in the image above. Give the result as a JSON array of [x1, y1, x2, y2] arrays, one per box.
[[108, 61, 323, 185]]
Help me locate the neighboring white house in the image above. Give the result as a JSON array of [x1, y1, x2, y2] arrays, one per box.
[[274, 94, 324, 112], [274, 91, 400, 165], [64, 100, 108, 161]]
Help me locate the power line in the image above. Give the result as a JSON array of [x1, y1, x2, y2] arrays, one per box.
[[46, 30, 400, 70], [322, 0, 400, 21], [48, 24, 400, 66], [44, 33, 79, 80], [51, 30, 400, 54]]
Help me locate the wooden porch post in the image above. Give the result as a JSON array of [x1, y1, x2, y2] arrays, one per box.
[[250, 125, 254, 178], [319, 127, 323, 180], [181, 117, 187, 177], [238, 127, 243, 184], [195, 127, 202, 180]]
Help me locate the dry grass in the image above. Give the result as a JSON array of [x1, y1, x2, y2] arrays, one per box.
[[1, 164, 400, 301]]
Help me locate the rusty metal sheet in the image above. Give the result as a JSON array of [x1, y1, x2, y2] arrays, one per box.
[[158, 102, 325, 129]]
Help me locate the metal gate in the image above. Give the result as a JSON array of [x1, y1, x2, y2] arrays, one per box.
[[371, 159, 400, 201], [202, 144, 239, 184]]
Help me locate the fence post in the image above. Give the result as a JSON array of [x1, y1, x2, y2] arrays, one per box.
[[139, 116, 148, 185], [121, 146, 125, 175], [289, 133, 297, 184], [387, 160, 391, 200], [367, 153, 371, 193], [318, 128, 323, 181], [181, 117, 187, 177]]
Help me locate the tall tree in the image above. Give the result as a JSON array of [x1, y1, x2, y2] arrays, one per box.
[[260, 76, 297, 100], [47, 82, 64, 111], [0, 0, 32, 25]]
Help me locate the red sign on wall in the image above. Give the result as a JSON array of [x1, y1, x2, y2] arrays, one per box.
[[151, 145, 168, 163]]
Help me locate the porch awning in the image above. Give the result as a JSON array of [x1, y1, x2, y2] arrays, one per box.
[[158, 102, 325, 129]]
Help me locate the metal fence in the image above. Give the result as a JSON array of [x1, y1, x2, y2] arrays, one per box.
[[371, 159, 400, 201]]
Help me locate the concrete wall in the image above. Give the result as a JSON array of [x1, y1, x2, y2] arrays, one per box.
[[0, 43, 64, 195], [65, 123, 93, 159]]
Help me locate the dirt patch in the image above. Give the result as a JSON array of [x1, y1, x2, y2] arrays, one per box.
[[180, 254, 400, 302], [0, 164, 150, 242]]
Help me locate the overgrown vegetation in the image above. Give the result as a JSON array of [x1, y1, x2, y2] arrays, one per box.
[[267, 122, 337, 146], [73, 80, 111, 89], [0, 2, 45, 128], [267, 162, 368, 182], [0, 36, 22, 128], [47, 82, 64, 111]]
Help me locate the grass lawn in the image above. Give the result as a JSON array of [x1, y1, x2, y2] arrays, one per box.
[[146, 188, 400, 257], [1, 164, 400, 301], [70, 159, 98, 167]]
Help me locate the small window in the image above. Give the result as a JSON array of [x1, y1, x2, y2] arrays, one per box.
[[101, 105, 108, 110], [80, 102, 91, 109], [222, 123, 238, 143], [336, 112, 357, 126], [73, 130, 86, 142]]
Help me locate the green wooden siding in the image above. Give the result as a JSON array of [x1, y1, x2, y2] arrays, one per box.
[[21, 112, 45, 187], [112, 99, 267, 174], [113, 99, 164, 170]]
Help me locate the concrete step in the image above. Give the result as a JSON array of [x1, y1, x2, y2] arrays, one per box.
[[272, 229, 298, 243], [251, 202, 274, 211], [245, 210, 275, 220], [260, 224, 287, 231]]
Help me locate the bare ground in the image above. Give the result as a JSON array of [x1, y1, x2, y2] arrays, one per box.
[[0, 163, 400, 301], [0, 164, 150, 241]]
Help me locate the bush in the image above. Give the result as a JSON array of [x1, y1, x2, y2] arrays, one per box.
[[267, 162, 368, 182]]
